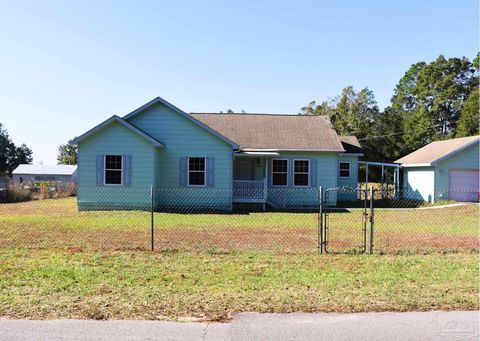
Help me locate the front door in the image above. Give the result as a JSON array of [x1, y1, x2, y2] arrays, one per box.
[[234, 159, 254, 180]]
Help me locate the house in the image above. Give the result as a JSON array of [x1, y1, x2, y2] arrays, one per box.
[[72, 97, 363, 211], [12, 165, 77, 185], [395, 135, 479, 202]]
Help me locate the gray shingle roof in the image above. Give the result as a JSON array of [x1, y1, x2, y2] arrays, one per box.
[[395, 135, 480, 165], [190, 113, 345, 152], [339, 136, 363, 154]]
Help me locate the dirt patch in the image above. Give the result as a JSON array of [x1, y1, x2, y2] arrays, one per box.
[[375, 231, 479, 253]]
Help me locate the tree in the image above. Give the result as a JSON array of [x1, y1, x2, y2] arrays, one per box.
[[15, 144, 33, 165], [57, 139, 78, 165], [219, 109, 235, 113], [0, 122, 33, 176], [299, 86, 403, 161], [391, 55, 477, 152], [299, 100, 336, 116], [456, 88, 479, 137]]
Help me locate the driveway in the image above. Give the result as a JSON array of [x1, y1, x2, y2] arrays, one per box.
[[0, 311, 478, 341]]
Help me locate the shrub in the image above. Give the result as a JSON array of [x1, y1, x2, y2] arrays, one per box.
[[5, 184, 33, 203], [1, 181, 77, 203]]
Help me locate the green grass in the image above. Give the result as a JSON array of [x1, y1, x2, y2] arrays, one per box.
[[1, 199, 477, 319], [0, 249, 478, 320], [0, 197, 477, 253]]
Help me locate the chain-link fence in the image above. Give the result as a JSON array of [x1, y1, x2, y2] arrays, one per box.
[[0, 184, 478, 254], [320, 187, 479, 254]]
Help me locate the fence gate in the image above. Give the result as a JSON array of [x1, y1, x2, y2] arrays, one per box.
[[319, 187, 373, 254]]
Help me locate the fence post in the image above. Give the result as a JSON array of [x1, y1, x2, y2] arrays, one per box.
[[318, 186, 323, 254], [369, 187, 374, 254], [150, 186, 154, 251]]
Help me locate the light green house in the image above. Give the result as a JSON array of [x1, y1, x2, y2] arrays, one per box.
[[73, 97, 363, 211], [395, 136, 479, 203]]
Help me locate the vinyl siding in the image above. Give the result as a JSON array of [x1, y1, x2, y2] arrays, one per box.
[[337, 155, 359, 201], [266, 152, 338, 208], [13, 174, 75, 185], [434, 141, 479, 201], [77, 121, 156, 210], [127, 102, 233, 210]]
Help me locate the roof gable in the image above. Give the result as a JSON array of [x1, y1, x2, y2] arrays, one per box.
[[190, 113, 345, 152], [72, 116, 165, 147], [395, 135, 480, 166], [122, 97, 239, 149]]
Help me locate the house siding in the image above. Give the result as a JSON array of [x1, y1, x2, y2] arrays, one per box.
[[434, 142, 479, 201], [13, 174, 75, 185], [127, 102, 233, 210], [77, 121, 156, 210], [337, 154, 359, 201], [266, 152, 338, 208]]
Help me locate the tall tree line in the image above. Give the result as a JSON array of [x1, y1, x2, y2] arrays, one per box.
[[300, 54, 479, 162]]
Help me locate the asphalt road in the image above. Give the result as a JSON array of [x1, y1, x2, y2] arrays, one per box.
[[0, 311, 478, 341]]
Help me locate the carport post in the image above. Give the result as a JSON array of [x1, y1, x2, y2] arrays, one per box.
[[150, 186, 154, 251], [318, 186, 324, 254]]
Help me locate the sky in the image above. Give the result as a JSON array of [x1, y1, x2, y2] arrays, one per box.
[[0, 0, 478, 164]]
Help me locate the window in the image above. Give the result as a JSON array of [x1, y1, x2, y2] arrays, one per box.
[[294, 160, 309, 186], [188, 157, 206, 186], [105, 155, 122, 185], [339, 162, 350, 178], [272, 159, 288, 186]]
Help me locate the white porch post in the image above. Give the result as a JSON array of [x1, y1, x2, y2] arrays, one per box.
[[263, 159, 269, 211]]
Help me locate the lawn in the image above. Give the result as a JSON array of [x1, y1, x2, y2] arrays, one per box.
[[0, 197, 478, 253], [0, 249, 478, 320], [0, 198, 478, 320]]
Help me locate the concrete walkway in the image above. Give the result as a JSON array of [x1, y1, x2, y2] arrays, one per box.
[[0, 311, 478, 341]]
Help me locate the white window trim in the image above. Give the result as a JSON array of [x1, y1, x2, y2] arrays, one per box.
[[271, 159, 289, 187], [104, 155, 123, 186], [187, 157, 207, 187], [293, 159, 310, 187], [339, 161, 351, 178]]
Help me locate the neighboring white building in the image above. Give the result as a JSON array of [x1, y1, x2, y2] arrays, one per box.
[[12, 165, 77, 185]]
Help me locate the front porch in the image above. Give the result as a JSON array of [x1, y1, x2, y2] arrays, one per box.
[[232, 153, 273, 206]]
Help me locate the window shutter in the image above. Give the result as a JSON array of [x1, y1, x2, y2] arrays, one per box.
[[96, 155, 104, 186], [310, 159, 317, 187], [206, 157, 215, 187], [179, 157, 187, 186], [123, 155, 132, 186]]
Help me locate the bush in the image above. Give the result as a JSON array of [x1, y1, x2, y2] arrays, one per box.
[[1, 181, 77, 203], [5, 184, 33, 203]]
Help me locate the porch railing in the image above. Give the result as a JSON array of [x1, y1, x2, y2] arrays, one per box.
[[233, 180, 267, 201]]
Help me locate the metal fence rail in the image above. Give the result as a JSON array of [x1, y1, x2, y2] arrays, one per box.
[[0, 184, 478, 254]]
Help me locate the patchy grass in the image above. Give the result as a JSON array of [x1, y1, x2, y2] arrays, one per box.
[[0, 197, 478, 253], [0, 249, 478, 320]]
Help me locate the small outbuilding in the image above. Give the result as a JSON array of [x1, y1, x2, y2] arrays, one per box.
[[395, 135, 479, 202], [12, 165, 77, 185]]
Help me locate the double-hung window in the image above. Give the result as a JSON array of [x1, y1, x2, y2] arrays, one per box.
[[339, 162, 351, 178], [105, 155, 122, 185], [294, 160, 309, 186], [272, 159, 288, 186], [188, 157, 206, 186]]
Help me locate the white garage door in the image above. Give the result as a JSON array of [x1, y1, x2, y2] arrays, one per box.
[[449, 169, 479, 202]]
